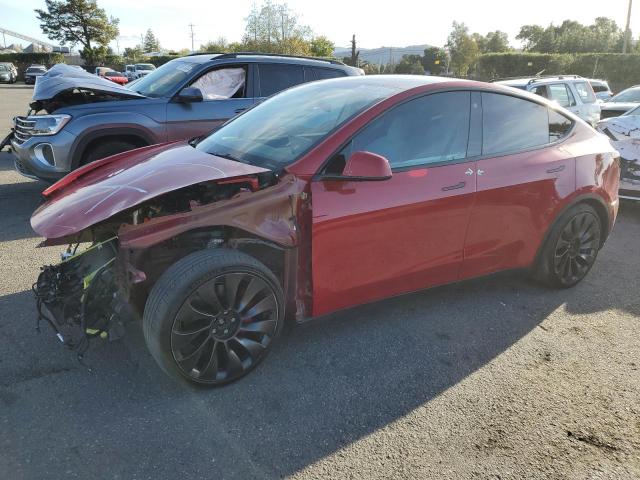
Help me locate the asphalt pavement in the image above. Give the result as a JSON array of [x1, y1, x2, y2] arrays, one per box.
[[0, 83, 638, 479]]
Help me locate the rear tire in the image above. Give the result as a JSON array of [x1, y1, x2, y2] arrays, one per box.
[[81, 140, 138, 166], [533, 203, 602, 288], [143, 249, 284, 386]]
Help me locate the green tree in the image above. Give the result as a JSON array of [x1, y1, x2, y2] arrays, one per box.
[[483, 31, 510, 52], [35, 0, 119, 64], [395, 54, 424, 74], [200, 37, 231, 53], [517, 17, 624, 53], [310, 36, 334, 57], [242, 1, 312, 54], [143, 29, 160, 53], [123, 45, 143, 62], [421, 46, 446, 74], [446, 22, 479, 76]]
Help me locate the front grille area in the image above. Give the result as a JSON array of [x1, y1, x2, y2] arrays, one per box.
[[13, 116, 35, 145]]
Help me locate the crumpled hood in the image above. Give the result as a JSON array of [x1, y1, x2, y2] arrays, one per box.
[[598, 115, 640, 140], [33, 64, 145, 102], [31, 141, 269, 240]]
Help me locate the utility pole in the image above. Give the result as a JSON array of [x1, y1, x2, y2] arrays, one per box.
[[189, 23, 196, 53], [623, 0, 633, 53]]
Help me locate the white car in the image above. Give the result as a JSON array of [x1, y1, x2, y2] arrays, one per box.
[[598, 108, 640, 200], [495, 75, 601, 127]]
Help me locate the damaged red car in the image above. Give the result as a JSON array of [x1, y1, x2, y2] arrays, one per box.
[[31, 76, 620, 386]]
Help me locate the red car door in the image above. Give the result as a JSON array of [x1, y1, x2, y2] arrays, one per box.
[[461, 92, 576, 279], [310, 91, 481, 317]]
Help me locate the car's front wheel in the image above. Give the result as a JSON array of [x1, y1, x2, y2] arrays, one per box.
[[143, 249, 284, 386], [534, 203, 602, 288]]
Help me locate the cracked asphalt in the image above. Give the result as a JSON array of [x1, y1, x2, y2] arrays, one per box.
[[0, 83, 639, 479]]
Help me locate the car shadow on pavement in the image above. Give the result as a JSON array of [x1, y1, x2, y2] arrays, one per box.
[[0, 200, 638, 479], [1, 237, 638, 480]]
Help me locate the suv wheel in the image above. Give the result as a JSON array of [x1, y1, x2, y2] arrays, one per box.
[[82, 140, 138, 165], [143, 249, 284, 386]]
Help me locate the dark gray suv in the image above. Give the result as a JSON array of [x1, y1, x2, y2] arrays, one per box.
[[8, 54, 362, 181]]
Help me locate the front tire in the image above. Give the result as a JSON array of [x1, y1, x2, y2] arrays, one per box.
[[81, 140, 138, 166], [534, 203, 602, 288], [143, 249, 284, 386]]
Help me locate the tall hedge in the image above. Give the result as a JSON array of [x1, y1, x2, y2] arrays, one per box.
[[477, 53, 640, 92]]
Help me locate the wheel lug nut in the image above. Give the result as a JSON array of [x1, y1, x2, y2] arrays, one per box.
[[212, 329, 217, 333], [224, 329, 228, 334]]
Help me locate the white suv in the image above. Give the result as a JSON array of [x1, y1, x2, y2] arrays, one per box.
[[495, 76, 601, 127]]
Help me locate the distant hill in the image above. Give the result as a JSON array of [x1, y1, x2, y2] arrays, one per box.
[[333, 44, 433, 65]]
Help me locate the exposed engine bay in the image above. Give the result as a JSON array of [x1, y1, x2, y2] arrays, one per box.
[[33, 238, 132, 358]]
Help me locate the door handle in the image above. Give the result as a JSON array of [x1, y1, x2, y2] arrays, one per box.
[[546, 165, 565, 174], [442, 181, 466, 191], [234, 108, 247, 114]]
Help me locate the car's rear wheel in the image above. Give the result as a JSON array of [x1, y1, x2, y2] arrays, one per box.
[[143, 249, 284, 386], [534, 203, 602, 288], [82, 140, 138, 165]]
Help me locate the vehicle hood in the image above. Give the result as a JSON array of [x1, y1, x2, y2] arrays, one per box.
[[598, 115, 640, 139], [33, 64, 145, 102], [601, 102, 638, 111], [31, 141, 270, 240]]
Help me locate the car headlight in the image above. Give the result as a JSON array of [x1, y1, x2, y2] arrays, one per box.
[[28, 115, 71, 136]]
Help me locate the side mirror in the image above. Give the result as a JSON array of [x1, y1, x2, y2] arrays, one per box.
[[177, 87, 204, 103], [341, 151, 392, 180]]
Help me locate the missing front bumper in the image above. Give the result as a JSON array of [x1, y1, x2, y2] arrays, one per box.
[[33, 237, 132, 354]]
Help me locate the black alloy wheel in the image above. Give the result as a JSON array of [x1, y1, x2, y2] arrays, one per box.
[[170, 272, 278, 383], [552, 211, 601, 286]]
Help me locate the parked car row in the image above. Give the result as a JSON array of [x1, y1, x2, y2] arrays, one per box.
[[0, 62, 18, 83]]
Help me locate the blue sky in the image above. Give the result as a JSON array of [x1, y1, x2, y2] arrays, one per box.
[[0, 0, 635, 52]]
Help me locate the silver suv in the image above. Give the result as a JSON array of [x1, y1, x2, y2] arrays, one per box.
[[494, 75, 601, 126], [5, 54, 362, 182]]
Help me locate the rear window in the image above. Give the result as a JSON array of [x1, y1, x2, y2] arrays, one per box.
[[574, 82, 596, 103], [258, 64, 304, 97], [549, 110, 573, 141], [26, 67, 45, 74], [591, 82, 609, 93]]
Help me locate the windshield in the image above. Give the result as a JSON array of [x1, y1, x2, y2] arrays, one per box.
[[611, 88, 640, 103], [196, 78, 402, 170], [136, 63, 155, 70], [0, 66, 8, 71], [26, 67, 45, 74], [132, 60, 196, 97]]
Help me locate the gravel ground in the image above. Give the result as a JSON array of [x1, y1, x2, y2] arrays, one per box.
[[0, 83, 638, 479]]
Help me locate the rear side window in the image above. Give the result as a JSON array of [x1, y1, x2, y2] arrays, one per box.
[[591, 83, 609, 93], [482, 93, 549, 155], [258, 64, 304, 97], [549, 110, 573, 142], [574, 82, 596, 103], [548, 84, 576, 108]]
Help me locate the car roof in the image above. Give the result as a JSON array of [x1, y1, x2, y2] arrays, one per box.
[[178, 52, 354, 70]]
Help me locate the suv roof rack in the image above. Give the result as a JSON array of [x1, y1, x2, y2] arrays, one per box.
[[189, 51, 345, 65], [492, 74, 584, 84]]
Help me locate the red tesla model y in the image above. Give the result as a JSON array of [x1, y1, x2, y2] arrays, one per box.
[[31, 75, 619, 385]]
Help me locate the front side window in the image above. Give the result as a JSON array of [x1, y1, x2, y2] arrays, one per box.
[[189, 67, 246, 100], [196, 78, 401, 169], [548, 84, 576, 108], [258, 64, 304, 97], [482, 93, 549, 155], [574, 82, 596, 103], [333, 92, 471, 170]]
